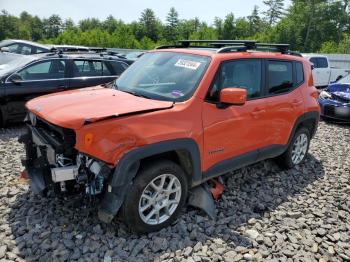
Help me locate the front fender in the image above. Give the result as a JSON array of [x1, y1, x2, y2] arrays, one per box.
[[98, 138, 202, 223]]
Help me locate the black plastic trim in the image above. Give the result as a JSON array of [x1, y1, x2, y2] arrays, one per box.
[[109, 138, 202, 187]]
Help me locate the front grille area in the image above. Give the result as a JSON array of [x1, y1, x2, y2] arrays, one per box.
[[32, 116, 76, 157], [324, 105, 335, 117]]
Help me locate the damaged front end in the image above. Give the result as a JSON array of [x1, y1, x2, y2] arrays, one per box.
[[19, 113, 112, 198]]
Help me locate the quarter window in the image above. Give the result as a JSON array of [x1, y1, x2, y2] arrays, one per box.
[[295, 62, 304, 86], [267, 61, 293, 94], [18, 60, 66, 81], [111, 61, 128, 75], [207, 59, 263, 101]]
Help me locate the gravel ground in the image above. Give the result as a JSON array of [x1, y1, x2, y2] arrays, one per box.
[[0, 121, 349, 262]]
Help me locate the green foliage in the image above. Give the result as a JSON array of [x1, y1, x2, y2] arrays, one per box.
[[1, 2, 350, 53], [263, 0, 285, 25], [320, 34, 350, 53]]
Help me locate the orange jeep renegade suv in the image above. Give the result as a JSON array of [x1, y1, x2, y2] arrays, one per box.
[[20, 40, 320, 233]]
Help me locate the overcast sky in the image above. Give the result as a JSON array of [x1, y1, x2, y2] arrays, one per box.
[[0, 0, 290, 24]]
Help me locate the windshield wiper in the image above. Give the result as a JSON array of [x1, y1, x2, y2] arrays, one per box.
[[120, 89, 152, 99]]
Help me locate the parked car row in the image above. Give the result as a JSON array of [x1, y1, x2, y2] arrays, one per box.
[[0, 48, 133, 126]]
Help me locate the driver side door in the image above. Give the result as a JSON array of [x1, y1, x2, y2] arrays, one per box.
[[4, 59, 68, 122]]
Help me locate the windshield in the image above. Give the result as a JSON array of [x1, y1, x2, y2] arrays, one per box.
[[337, 74, 350, 84], [115, 52, 210, 102]]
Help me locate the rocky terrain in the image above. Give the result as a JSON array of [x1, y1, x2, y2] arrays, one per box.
[[0, 121, 349, 262]]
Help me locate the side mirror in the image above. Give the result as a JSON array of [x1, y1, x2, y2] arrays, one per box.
[[310, 62, 315, 71], [9, 73, 23, 84], [0, 47, 10, 52], [219, 88, 247, 106]]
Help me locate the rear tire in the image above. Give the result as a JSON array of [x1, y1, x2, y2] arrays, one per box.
[[121, 159, 188, 234], [277, 127, 310, 169]]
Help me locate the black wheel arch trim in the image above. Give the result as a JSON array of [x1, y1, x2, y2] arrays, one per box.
[[98, 138, 202, 223], [109, 138, 202, 187], [287, 111, 319, 145]]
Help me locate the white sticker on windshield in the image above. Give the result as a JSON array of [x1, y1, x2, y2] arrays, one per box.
[[175, 59, 201, 70]]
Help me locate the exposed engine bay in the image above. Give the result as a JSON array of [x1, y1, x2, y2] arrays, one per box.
[[19, 113, 111, 196]]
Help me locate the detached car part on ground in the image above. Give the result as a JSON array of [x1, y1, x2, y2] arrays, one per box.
[[20, 40, 320, 233], [318, 74, 350, 122]]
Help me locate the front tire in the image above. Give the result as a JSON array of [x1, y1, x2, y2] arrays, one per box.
[[277, 127, 311, 169], [121, 160, 188, 233]]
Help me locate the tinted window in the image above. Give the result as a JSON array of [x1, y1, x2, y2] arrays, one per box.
[[21, 45, 32, 55], [317, 57, 328, 68], [268, 61, 293, 94], [7, 44, 20, 53], [309, 57, 318, 68], [295, 62, 304, 85], [36, 47, 47, 54], [18, 60, 66, 80], [111, 61, 128, 75], [73, 60, 112, 77], [207, 59, 262, 101]]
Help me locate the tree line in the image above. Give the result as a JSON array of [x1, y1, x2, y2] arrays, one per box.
[[0, 0, 350, 53]]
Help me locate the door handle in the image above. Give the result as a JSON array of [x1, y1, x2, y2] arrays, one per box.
[[58, 85, 68, 89], [292, 100, 302, 108], [250, 108, 266, 119]]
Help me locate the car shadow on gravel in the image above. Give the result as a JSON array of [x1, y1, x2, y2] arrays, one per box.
[[7, 153, 325, 261]]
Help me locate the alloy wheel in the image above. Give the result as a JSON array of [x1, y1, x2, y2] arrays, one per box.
[[138, 173, 182, 225]]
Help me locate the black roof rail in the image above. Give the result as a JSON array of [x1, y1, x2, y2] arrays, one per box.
[[179, 40, 257, 48], [156, 40, 257, 49], [156, 39, 301, 57]]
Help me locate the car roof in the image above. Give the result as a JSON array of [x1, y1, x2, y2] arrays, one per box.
[[302, 53, 328, 59], [28, 52, 131, 62], [153, 48, 307, 62]]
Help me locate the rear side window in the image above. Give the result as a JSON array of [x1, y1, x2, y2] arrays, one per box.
[[73, 60, 113, 77], [295, 62, 304, 86], [267, 61, 293, 94], [18, 60, 66, 80]]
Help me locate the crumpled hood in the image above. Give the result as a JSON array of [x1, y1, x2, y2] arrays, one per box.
[[26, 86, 173, 129], [328, 83, 350, 102]]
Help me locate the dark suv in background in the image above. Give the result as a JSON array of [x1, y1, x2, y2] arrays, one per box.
[[0, 51, 131, 126]]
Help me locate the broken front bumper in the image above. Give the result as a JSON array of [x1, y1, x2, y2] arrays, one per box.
[[19, 124, 79, 193], [19, 126, 55, 193]]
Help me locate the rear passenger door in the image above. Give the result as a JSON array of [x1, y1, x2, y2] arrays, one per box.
[[4, 59, 68, 120], [202, 59, 269, 174], [68, 59, 118, 89], [261, 60, 305, 155]]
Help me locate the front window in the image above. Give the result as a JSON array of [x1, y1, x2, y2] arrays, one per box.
[[18, 60, 66, 81], [115, 52, 210, 102]]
